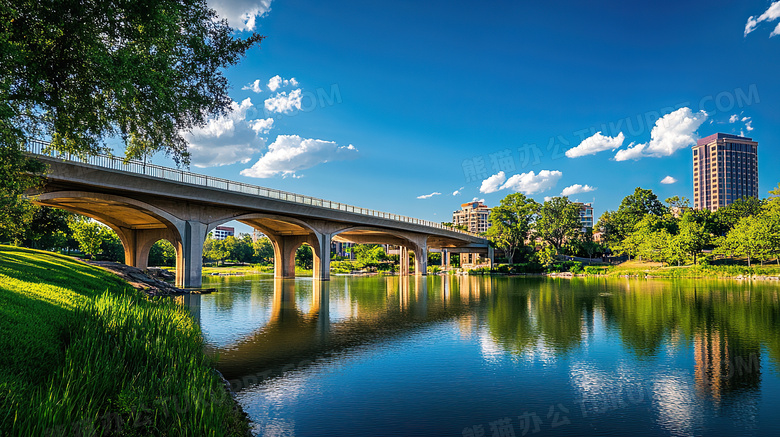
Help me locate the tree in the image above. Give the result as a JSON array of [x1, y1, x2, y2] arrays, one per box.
[[600, 188, 667, 244], [352, 244, 388, 266], [714, 196, 764, 234], [535, 197, 580, 253], [1, 0, 263, 228], [486, 193, 540, 263], [100, 230, 125, 262], [253, 237, 274, 264], [670, 211, 711, 265], [296, 245, 313, 270], [12, 206, 76, 250], [234, 234, 254, 263], [68, 216, 107, 259], [717, 215, 772, 267], [665, 196, 690, 210], [203, 236, 228, 265], [149, 240, 176, 267]]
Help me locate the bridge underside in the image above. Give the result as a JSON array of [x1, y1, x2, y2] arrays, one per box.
[[32, 188, 491, 288]]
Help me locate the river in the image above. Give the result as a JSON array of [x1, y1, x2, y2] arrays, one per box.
[[184, 274, 780, 436]]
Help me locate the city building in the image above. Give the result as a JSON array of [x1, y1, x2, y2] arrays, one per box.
[[331, 241, 355, 258], [251, 228, 265, 243], [212, 226, 234, 240], [693, 133, 758, 211], [574, 202, 594, 233], [452, 201, 491, 234]]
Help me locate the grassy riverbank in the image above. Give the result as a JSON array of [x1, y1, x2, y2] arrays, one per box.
[[604, 259, 780, 279], [467, 259, 780, 279], [0, 245, 248, 436]]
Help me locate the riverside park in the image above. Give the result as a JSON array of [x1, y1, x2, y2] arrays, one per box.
[[3, 1, 780, 436]]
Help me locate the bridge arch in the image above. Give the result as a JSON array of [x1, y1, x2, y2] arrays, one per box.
[[232, 213, 330, 280], [33, 191, 191, 285], [332, 226, 428, 276]]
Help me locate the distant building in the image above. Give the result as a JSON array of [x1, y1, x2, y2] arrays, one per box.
[[212, 226, 234, 240], [452, 201, 491, 234], [331, 241, 355, 258], [251, 228, 265, 243], [693, 133, 758, 211], [574, 202, 594, 232]]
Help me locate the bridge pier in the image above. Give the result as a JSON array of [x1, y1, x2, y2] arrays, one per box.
[[115, 227, 174, 272], [413, 242, 427, 276], [177, 221, 207, 288], [312, 233, 332, 281], [274, 235, 310, 279], [399, 246, 410, 276]]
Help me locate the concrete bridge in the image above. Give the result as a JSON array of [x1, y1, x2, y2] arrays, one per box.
[[25, 139, 491, 288]]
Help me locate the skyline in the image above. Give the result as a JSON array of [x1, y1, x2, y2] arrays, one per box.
[[137, 1, 780, 234]]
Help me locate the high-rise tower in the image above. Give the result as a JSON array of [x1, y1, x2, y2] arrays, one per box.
[[692, 133, 758, 211]]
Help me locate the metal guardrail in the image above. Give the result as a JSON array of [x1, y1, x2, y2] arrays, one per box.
[[25, 139, 482, 238]]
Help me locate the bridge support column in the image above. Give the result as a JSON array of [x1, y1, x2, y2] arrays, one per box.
[[443, 249, 450, 270], [399, 246, 410, 276], [311, 233, 332, 281], [413, 243, 427, 276], [176, 221, 207, 288], [274, 235, 310, 279], [116, 227, 172, 271], [488, 246, 494, 269]]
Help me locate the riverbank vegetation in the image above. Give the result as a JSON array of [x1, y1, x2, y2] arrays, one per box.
[[0, 245, 248, 436], [482, 183, 780, 278]]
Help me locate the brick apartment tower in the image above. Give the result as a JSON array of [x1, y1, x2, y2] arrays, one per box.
[[692, 133, 758, 211]]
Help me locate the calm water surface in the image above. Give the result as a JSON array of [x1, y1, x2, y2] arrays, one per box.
[[186, 275, 780, 437]]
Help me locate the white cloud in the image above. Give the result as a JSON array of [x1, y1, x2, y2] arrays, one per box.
[[240, 135, 358, 178], [267, 75, 298, 92], [500, 170, 562, 195], [264, 89, 303, 114], [479, 172, 507, 194], [561, 184, 597, 196], [208, 0, 272, 32], [744, 1, 780, 36], [242, 79, 263, 93], [184, 98, 265, 167], [565, 132, 625, 158], [471, 197, 485, 203], [741, 116, 750, 122], [614, 142, 647, 161], [544, 196, 553, 202], [729, 114, 739, 123], [746, 120, 754, 131], [660, 176, 678, 185], [614, 107, 707, 161], [417, 192, 441, 199], [250, 118, 274, 134], [453, 187, 465, 196]]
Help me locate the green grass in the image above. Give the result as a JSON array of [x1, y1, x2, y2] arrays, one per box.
[[202, 264, 272, 275], [0, 245, 248, 436], [605, 259, 780, 278]]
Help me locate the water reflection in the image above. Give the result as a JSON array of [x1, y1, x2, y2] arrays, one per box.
[[190, 275, 780, 436]]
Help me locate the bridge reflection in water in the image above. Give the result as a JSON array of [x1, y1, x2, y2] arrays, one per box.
[[181, 276, 780, 437], [183, 275, 490, 384]]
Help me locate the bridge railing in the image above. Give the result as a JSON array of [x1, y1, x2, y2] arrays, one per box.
[[25, 139, 482, 238]]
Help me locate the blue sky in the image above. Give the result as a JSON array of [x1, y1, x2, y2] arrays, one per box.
[[150, 0, 780, 233]]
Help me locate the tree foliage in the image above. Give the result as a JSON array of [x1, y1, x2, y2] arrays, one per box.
[[486, 193, 539, 263], [597, 187, 667, 245], [68, 216, 110, 259], [1, 0, 263, 229], [535, 197, 581, 252]]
